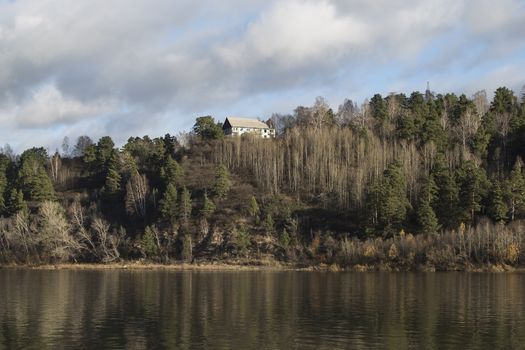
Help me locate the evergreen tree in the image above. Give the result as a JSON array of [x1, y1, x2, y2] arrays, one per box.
[[96, 136, 116, 168], [82, 144, 98, 173], [489, 180, 508, 223], [6, 188, 27, 215], [279, 228, 291, 249], [102, 166, 121, 198], [367, 161, 410, 235], [18, 150, 55, 201], [212, 164, 231, 199], [200, 192, 216, 218], [416, 176, 440, 234], [248, 196, 260, 219], [265, 213, 275, 235], [179, 186, 192, 224], [505, 157, 525, 221], [160, 156, 183, 188], [455, 161, 489, 223], [160, 183, 178, 225], [431, 158, 460, 228], [193, 116, 224, 140], [369, 94, 389, 136], [141, 226, 158, 258]]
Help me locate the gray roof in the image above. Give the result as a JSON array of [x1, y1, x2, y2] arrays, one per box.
[[225, 117, 270, 129]]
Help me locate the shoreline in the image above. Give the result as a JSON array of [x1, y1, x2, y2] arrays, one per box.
[[1, 261, 523, 272]]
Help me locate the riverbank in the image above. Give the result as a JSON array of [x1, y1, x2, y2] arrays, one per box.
[[1, 260, 522, 272]]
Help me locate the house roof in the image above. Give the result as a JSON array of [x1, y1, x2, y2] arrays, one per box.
[[225, 117, 270, 129]]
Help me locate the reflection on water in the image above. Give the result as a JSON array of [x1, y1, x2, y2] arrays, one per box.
[[0, 270, 524, 349]]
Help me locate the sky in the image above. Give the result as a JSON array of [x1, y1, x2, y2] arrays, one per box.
[[0, 0, 524, 152]]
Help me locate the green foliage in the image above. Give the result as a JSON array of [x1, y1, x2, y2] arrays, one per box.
[[160, 156, 183, 188], [212, 164, 231, 199], [18, 149, 55, 202], [489, 180, 508, 223], [264, 213, 275, 235], [160, 183, 178, 225], [367, 161, 410, 235], [431, 158, 460, 228], [370, 94, 389, 136], [232, 226, 250, 254], [193, 116, 224, 140], [141, 226, 158, 258], [200, 193, 216, 218], [3, 87, 525, 267], [124, 136, 166, 171], [96, 136, 115, 167], [504, 158, 525, 221], [417, 176, 440, 234], [279, 228, 291, 249], [102, 166, 121, 198], [82, 144, 97, 171], [455, 161, 489, 223], [178, 186, 192, 224], [248, 196, 260, 219], [6, 188, 27, 215]]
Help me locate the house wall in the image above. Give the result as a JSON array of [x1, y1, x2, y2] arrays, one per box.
[[227, 127, 275, 138]]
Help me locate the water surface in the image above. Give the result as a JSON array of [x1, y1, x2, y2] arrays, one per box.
[[0, 269, 524, 349]]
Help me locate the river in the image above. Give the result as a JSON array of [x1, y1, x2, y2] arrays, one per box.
[[0, 269, 524, 349]]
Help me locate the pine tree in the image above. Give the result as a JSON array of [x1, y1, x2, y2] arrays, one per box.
[[505, 157, 525, 221], [367, 161, 410, 235], [179, 186, 192, 225], [17, 150, 55, 202], [6, 188, 27, 216], [416, 176, 440, 234], [160, 156, 183, 188], [248, 196, 260, 219], [431, 158, 460, 228], [212, 164, 231, 199], [456, 161, 489, 223], [160, 183, 178, 225], [200, 192, 216, 218], [96, 136, 116, 168], [141, 226, 158, 258], [103, 167, 121, 197], [489, 180, 508, 223], [280, 229, 291, 250], [265, 213, 275, 235]]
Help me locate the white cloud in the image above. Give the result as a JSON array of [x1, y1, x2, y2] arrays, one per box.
[[217, 0, 367, 68], [0, 0, 523, 152], [0, 84, 117, 128]]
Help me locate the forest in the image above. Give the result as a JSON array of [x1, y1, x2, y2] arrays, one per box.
[[1, 86, 525, 270]]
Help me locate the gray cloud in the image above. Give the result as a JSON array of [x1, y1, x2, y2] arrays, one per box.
[[0, 0, 524, 151]]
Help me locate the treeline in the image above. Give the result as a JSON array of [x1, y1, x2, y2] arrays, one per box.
[[215, 89, 525, 234], [0, 87, 525, 269]]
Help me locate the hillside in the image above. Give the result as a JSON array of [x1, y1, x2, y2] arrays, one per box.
[[1, 88, 525, 270]]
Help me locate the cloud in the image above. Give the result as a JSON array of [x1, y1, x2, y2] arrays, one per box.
[[2, 84, 117, 128], [0, 0, 523, 152], [217, 0, 367, 68]]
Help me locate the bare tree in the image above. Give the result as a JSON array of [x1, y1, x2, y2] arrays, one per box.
[[91, 217, 123, 262], [472, 90, 489, 116], [50, 151, 62, 184], [62, 136, 70, 157], [39, 201, 82, 262], [125, 171, 149, 217], [73, 135, 94, 157]]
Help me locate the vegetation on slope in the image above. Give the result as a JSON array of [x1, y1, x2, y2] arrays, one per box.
[[1, 88, 525, 269]]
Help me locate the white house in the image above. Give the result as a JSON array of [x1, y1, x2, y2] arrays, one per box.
[[222, 117, 275, 138]]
